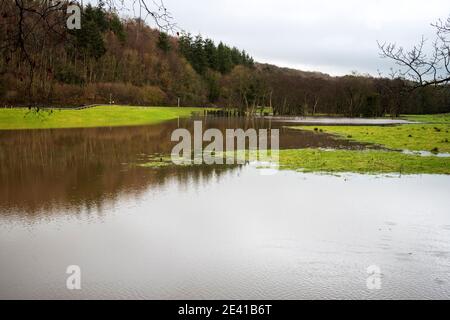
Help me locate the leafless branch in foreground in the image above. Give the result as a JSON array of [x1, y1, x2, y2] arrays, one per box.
[[378, 14, 450, 88]]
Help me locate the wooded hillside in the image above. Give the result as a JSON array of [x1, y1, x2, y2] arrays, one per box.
[[1, 1, 449, 115]]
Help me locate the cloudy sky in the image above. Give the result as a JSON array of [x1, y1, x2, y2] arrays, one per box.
[[127, 0, 450, 76]]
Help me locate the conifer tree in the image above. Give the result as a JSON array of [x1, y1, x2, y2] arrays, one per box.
[[192, 35, 208, 74], [204, 39, 219, 70], [217, 42, 233, 74], [158, 32, 171, 53]]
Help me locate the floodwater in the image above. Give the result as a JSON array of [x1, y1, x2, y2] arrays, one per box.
[[0, 117, 449, 300]]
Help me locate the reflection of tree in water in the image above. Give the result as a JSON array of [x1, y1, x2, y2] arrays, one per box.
[[0, 123, 239, 216], [0, 117, 368, 216]]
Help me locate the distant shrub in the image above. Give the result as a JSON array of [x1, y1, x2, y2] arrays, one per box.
[[0, 77, 5, 99], [141, 86, 167, 105], [4, 90, 18, 101], [93, 83, 166, 105], [52, 84, 84, 105], [0, 74, 19, 104], [55, 65, 84, 85], [83, 84, 98, 102], [94, 83, 135, 104]]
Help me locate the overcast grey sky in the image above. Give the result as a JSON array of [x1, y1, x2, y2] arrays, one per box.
[[127, 0, 450, 76]]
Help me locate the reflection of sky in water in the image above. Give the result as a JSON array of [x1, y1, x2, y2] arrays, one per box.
[[1, 167, 450, 299], [402, 150, 450, 158]]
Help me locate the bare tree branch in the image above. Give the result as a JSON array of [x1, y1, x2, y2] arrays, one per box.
[[378, 14, 450, 88]]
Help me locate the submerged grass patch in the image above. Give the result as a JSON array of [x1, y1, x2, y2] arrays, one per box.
[[291, 124, 450, 153], [279, 149, 450, 175], [0, 106, 207, 130], [138, 154, 175, 168]]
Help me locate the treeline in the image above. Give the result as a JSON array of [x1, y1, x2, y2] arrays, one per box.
[[0, 1, 449, 115], [261, 68, 450, 116]]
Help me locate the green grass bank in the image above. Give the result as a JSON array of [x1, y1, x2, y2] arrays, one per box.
[[140, 149, 450, 175], [278, 149, 450, 175], [0, 106, 206, 130], [290, 123, 450, 153], [402, 113, 450, 124]]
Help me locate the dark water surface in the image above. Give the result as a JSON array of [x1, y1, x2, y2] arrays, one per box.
[[1, 117, 449, 299]]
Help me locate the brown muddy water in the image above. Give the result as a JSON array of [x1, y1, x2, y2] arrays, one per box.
[[0, 117, 449, 300]]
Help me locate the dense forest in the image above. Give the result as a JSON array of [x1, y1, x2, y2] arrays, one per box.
[[1, 1, 449, 116]]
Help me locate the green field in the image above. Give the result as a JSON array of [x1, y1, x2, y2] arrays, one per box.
[[280, 113, 450, 174], [140, 148, 450, 175], [402, 113, 450, 124], [0, 106, 206, 130], [278, 149, 450, 175], [291, 123, 450, 153]]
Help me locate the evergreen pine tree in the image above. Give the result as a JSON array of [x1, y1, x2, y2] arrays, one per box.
[[230, 47, 242, 65], [158, 32, 171, 53], [217, 42, 233, 74], [204, 38, 219, 70], [192, 35, 208, 74], [178, 33, 193, 62]]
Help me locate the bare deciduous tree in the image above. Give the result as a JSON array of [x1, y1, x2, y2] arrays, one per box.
[[378, 15, 450, 88]]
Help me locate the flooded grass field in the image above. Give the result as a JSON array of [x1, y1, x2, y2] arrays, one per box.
[[1, 117, 449, 299]]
